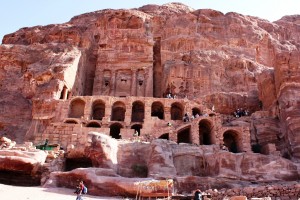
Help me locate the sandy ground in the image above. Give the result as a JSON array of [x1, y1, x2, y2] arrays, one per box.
[[0, 184, 128, 200]]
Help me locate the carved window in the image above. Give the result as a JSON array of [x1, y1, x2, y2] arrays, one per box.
[[104, 80, 110, 87], [138, 80, 143, 86]]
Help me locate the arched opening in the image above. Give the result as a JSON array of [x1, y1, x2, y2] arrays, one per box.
[[92, 100, 105, 120], [223, 130, 241, 153], [131, 124, 142, 136], [64, 120, 79, 124], [192, 107, 201, 117], [60, 85, 68, 100], [131, 101, 144, 122], [209, 113, 216, 117], [65, 157, 93, 171], [86, 122, 101, 128], [68, 98, 85, 118], [111, 101, 126, 121], [110, 123, 123, 139], [177, 126, 191, 144], [171, 102, 183, 120], [199, 119, 213, 145], [151, 101, 164, 119], [159, 133, 169, 140]]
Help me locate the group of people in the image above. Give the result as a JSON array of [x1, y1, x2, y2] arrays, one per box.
[[166, 92, 176, 99], [233, 108, 249, 118], [183, 113, 201, 122]]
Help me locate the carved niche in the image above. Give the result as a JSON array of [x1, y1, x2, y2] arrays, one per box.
[[137, 69, 145, 97], [115, 70, 132, 97], [102, 70, 111, 96]]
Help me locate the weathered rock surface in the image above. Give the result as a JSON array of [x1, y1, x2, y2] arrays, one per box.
[[0, 2, 300, 199], [1, 4, 299, 161], [52, 133, 299, 196], [0, 149, 47, 186]]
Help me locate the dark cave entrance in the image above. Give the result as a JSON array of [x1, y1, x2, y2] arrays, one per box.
[[110, 123, 123, 139], [131, 124, 142, 136], [131, 101, 145, 122], [92, 100, 105, 120], [177, 126, 191, 144], [151, 101, 164, 119], [199, 119, 213, 145], [86, 122, 101, 128], [192, 107, 202, 116], [111, 101, 126, 121], [223, 130, 241, 153], [171, 102, 183, 120], [65, 157, 93, 171], [158, 133, 169, 140], [0, 170, 41, 186]]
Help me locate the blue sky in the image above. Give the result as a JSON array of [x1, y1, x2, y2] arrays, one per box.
[[1, 0, 299, 43]]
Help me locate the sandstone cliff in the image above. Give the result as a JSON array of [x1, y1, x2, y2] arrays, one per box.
[[0, 2, 300, 165]]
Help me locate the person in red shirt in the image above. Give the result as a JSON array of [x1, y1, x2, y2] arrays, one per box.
[[74, 181, 84, 200]]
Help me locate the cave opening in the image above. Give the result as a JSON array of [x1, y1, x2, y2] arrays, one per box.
[[199, 119, 213, 145], [0, 170, 41, 186], [223, 130, 241, 153], [177, 126, 191, 144], [65, 157, 93, 171]]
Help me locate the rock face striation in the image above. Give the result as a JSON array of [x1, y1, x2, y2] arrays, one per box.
[[0, 2, 300, 198]]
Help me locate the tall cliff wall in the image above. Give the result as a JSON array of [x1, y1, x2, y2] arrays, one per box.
[[0, 3, 300, 160]]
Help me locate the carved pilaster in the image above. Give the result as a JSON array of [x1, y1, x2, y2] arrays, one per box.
[[93, 68, 103, 95], [110, 70, 116, 96], [131, 69, 137, 96]]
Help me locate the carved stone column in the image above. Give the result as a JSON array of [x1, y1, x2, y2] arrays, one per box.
[[165, 106, 171, 121], [93, 68, 103, 95], [124, 98, 132, 126], [144, 100, 152, 121], [131, 69, 137, 96], [62, 86, 68, 100], [110, 70, 116, 96]]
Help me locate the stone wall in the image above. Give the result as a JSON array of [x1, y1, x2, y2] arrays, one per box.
[[30, 96, 251, 154], [206, 182, 300, 200]]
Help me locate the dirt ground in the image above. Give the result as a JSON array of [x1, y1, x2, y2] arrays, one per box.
[[0, 184, 129, 200]]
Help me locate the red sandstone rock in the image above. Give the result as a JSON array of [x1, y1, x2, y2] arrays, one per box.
[[0, 2, 300, 199], [0, 149, 47, 178]]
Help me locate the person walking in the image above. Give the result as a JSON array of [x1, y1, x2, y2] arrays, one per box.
[[74, 181, 85, 200]]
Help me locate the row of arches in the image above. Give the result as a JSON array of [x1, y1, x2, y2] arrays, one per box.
[[68, 98, 203, 122], [107, 120, 241, 153], [65, 117, 241, 153]]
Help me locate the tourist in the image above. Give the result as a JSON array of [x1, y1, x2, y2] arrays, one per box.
[[133, 130, 139, 137], [190, 115, 195, 121], [193, 189, 202, 200], [74, 181, 85, 200], [166, 92, 173, 99], [183, 113, 190, 122], [221, 144, 229, 151], [43, 139, 49, 150]]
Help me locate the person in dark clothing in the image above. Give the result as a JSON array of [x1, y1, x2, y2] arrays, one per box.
[[194, 189, 202, 200], [43, 139, 49, 150]]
